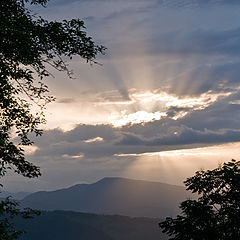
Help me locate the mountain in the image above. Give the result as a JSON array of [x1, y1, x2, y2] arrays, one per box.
[[16, 210, 167, 240], [21, 177, 189, 218], [0, 191, 30, 200]]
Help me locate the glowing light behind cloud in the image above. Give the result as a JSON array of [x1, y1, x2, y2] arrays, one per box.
[[115, 144, 225, 158], [110, 110, 167, 127], [120, 142, 240, 185], [45, 87, 232, 130], [42, 34, 236, 131], [107, 89, 232, 127]]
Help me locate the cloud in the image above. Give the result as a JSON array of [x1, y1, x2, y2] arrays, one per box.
[[155, 0, 240, 8], [50, 0, 240, 8], [117, 127, 240, 146], [57, 98, 76, 104], [106, 89, 232, 126], [111, 27, 240, 58], [30, 97, 240, 160], [84, 137, 104, 143], [165, 61, 240, 95], [25, 80, 240, 161]]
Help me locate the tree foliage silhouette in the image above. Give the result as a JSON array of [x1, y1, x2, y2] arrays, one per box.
[[159, 160, 240, 240], [0, 0, 105, 238]]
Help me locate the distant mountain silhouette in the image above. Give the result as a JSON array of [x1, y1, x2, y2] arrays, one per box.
[[0, 191, 30, 200], [16, 210, 167, 240], [21, 177, 189, 218]]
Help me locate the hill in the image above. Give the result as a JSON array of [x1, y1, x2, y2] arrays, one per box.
[[21, 177, 189, 217], [15, 210, 167, 240]]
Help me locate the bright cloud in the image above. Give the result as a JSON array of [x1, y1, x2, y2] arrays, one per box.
[[46, 88, 233, 130], [62, 153, 84, 159], [110, 110, 167, 127], [114, 146, 220, 158], [84, 137, 104, 143], [21, 145, 39, 156], [107, 89, 232, 127]]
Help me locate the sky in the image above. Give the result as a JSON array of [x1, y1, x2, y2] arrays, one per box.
[[5, 0, 240, 192]]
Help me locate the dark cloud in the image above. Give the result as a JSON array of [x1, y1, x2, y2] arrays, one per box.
[[176, 94, 240, 132], [155, 0, 240, 8], [57, 98, 76, 104], [118, 127, 240, 146], [166, 61, 240, 95], [124, 93, 240, 136], [112, 27, 240, 58], [51, 0, 240, 7], [178, 28, 240, 56], [83, 16, 96, 22], [47, 0, 81, 6]]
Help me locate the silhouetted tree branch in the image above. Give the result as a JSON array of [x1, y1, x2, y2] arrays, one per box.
[[159, 160, 240, 240], [0, 0, 105, 238]]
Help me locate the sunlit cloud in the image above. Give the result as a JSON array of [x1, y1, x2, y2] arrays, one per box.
[[172, 111, 189, 120], [62, 153, 84, 159], [115, 147, 218, 158], [115, 142, 240, 158], [229, 100, 240, 105], [130, 89, 231, 110], [46, 88, 232, 130], [22, 145, 39, 156], [165, 91, 231, 109], [110, 110, 167, 127], [107, 89, 232, 127], [83, 137, 104, 143]]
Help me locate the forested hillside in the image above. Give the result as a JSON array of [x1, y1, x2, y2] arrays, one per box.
[[16, 211, 167, 240]]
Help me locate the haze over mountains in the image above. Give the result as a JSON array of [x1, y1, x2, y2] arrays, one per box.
[[21, 177, 189, 218]]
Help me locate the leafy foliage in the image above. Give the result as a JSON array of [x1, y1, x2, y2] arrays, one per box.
[[0, 0, 105, 177], [0, 0, 105, 238], [159, 160, 240, 240]]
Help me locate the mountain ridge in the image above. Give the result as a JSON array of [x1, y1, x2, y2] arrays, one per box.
[[21, 177, 189, 218]]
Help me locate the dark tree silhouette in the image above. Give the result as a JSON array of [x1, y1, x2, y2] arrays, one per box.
[[159, 159, 240, 240], [0, 0, 105, 238]]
